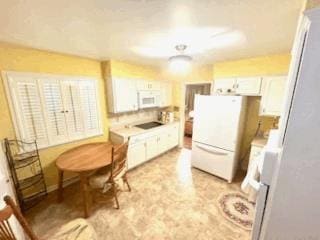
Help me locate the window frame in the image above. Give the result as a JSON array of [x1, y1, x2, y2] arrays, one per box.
[[2, 71, 103, 150]]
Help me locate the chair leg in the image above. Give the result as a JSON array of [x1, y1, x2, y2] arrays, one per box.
[[112, 182, 119, 209], [123, 175, 131, 192]]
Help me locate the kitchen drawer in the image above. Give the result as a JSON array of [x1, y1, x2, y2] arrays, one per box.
[[191, 142, 236, 182], [129, 134, 147, 145]]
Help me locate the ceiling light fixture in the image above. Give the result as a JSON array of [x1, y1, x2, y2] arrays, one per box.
[[168, 44, 192, 74]]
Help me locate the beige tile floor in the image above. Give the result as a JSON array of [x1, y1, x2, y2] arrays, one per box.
[[26, 148, 251, 240]]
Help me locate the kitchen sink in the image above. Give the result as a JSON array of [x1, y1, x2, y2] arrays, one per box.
[[135, 121, 164, 130]]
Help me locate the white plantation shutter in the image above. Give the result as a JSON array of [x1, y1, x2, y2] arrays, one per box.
[[61, 80, 85, 140], [79, 80, 100, 136], [7, 75, 48, 147], [5, 72, 102, 149], [39, 78, 68, 144]]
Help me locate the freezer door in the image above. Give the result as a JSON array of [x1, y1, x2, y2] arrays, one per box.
[[251, 183, 269, 240], [192, 95, 244, 151], [191, 142, 236, 182]]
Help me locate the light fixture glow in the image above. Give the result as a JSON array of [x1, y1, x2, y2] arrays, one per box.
[[169, 45, 192, 74]]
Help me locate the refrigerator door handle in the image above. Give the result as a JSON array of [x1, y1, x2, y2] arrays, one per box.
[[249, 178, 262, 191], [196, 144, 228, 156]]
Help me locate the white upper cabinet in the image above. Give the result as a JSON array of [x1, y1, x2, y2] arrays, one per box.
[[159, 81, 172, 107], [213, 78, 236, 94], [214, 77, 262, 96], [137, 80, 160, 91], [108, 77, 138, 113], [260, 76, 287, 116], [235, 77, 262, 96]]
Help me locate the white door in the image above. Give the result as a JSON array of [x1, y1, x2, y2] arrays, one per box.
[[260, 76, 286, 116], [213, 78, 236, 94], [127, 142, 146, 169], [0, 144, 25, 240], [235, 77, 262, 96], [114, 78, 138, 112], [193, 95, 243, 151], [146, 136, 159, 160]]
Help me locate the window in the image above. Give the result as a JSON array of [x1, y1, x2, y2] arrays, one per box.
[[4, 72, 102, 149]]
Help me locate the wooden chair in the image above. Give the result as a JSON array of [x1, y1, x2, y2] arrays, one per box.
[[0, 196, 97, 240], [89, 141, 131, 209]]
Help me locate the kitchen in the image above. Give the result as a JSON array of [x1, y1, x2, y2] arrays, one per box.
[[0, 1, 320, 240]]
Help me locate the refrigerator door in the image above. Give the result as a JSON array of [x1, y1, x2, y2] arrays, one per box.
[[192, 95, 244, 151], [251, 183, 269, 240], [191, 142, 235, 182]]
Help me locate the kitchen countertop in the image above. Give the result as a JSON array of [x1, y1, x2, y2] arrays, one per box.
[[251, 136, 268, 147], [110, 120, 180, 138]]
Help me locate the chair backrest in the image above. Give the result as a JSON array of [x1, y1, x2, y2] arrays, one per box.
[[0, 196, 38, 240], [111, 140, 129, 178]]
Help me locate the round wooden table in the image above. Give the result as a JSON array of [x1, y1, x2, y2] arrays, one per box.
[[56, 142, 117, 218]]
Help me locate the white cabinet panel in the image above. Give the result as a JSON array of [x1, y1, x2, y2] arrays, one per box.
[[137, 80, 160, 91], [167, 124, 179, 149], [235, 77, 262, 96], [127, 141, 146, 169], [158, 132, 168, 153], [213, 78, 236, 94], [260, 76, 287, 116], [112, 78, 138, 113], [146, 135, 159, 160]]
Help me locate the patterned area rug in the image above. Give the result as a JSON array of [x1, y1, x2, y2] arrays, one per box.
[[218, 192, 255, 231]]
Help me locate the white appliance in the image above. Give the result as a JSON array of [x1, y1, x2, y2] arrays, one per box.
[[191, 95, 246, 183], [138, 90, 159, 109], [251, 8, 320, 240]]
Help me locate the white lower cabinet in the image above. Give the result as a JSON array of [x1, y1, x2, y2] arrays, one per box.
[[146, 135, 159, 160], [127, 141, 146, 169], [126, 123, 180, 170]]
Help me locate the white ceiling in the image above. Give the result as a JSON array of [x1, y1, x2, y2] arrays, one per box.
[[0, 0, 303, 66]]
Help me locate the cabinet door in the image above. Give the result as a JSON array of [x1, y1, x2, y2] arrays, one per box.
[[213, 78, 236, 94], [114, 78, 138, 113], [167, 124, 179, 149], [235, 77, 262, 96], [127, 141, 146, 169], [146, 135, 159, 160], [158, 132, 168, 154], [260, 76, 287, 116], [159, 82, 172, 107], [149, 81, 160, 90]]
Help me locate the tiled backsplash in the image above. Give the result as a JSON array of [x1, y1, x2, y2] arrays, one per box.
[[109, 109, 159, 127]]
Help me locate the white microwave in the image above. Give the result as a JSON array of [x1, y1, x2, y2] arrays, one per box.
[[138, 90, 160, 109]]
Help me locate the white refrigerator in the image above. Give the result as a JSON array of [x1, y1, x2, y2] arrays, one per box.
[[251, 8, 320, 240], [191, 95, 246, 183]]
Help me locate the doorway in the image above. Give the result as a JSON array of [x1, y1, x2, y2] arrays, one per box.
[[182, 83, 211, 149]]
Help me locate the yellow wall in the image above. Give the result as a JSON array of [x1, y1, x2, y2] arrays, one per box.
[[0, 42, 109, 188], [161, 64, 213, 107], [213, 53, 291, 168], [108, 60, 160, 80]]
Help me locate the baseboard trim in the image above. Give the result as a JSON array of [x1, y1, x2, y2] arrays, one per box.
[[46, 176, 80, 193]]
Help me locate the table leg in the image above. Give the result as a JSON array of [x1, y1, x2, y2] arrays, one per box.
[[80, 173, 91, 218], [57, 170, 64, 202]]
